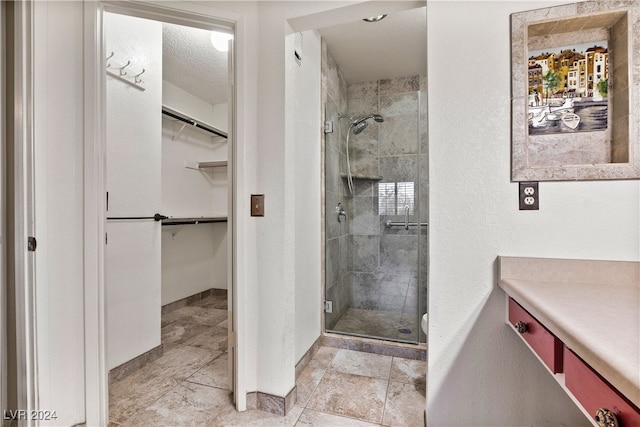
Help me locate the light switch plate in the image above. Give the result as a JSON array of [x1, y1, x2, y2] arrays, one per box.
[[251, 194, 265, 217], [519, 182, 539, 210]]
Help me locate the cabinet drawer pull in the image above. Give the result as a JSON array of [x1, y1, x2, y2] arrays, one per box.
[[595, 408, 619, 427], [515, 321, 528, 334]]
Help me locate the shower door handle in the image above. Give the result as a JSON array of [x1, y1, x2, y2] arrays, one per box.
[[404, 205, 410, 230]]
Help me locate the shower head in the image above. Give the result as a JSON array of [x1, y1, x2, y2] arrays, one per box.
[[339, 113, 384, 135], [353, 120, 368, 135], [354, 114, 384, 126]]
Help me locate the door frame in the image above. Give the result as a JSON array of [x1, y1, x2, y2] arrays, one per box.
[[83, 1, 246, 424], [1, 0, 6, 414], [7, 0, 39, 418]]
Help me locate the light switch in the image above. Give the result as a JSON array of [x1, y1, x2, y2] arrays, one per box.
[[251, 194, 264, 217]]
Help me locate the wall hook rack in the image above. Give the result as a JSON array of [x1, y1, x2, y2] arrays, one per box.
[[106, 53, 146, 91], [119, 60, 131, 76], [134, 69, 145, 84]]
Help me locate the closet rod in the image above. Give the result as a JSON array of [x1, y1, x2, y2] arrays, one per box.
[[107, 213, 168, 221], [162, 106, 228, 139]]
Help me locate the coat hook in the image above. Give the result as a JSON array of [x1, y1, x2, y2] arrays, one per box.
[[134, 68, 145, 84], [106, 51, 114, 67], [119, 60, 131, 76]]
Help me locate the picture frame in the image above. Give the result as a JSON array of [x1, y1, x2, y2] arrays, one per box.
[[511, 1, 640, 181]]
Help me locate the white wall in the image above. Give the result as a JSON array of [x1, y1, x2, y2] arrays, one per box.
[[32, 2, 86, 424], [105, 12, 163, 370], [286, 29, 322, 363], [426, 2, 640, 426], [161, 80, 229, 303]]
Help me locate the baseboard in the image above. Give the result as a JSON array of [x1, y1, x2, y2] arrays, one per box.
[[246, 387, 297, 416], [295, 336, 323, 379], [161, 288, 227, 315], [108, 344, 164, 385]]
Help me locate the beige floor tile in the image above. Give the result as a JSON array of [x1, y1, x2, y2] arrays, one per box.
[[308, 346, 339, 369], [186, 352, 229, 390], [381, 381, 426, 427], [210, 404, 304, 426], [330, 349, 393, 380], [181, 326, 228, 352], [307, 370, 387, 424], [109, 368, 178, 424], [191, 295, 228, 310], [143, 345, 219, 381], [295, 408, 380, 426], [389, 358, 426, 385], [121, 381, 234, 427], [295, 366, 327, 406], [161, 306, 228, 327], [161, 320, 213, 346]]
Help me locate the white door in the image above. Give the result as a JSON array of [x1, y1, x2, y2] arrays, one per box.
[[104, 12, 164, 370]]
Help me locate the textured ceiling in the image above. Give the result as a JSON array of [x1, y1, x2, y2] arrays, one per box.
[[162, 23, 229, 106], [162, 6, 426, 105], [318, 6, 427, 83]]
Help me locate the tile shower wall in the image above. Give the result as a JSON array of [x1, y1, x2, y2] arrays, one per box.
[[323, 40, 428, 342]]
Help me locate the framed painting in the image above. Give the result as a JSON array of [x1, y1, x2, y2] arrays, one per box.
[[511, 1, 640, 181]]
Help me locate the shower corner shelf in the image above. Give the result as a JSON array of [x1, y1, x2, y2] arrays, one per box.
[[185, 160, 228, 170], [340, 174, 383, 181]]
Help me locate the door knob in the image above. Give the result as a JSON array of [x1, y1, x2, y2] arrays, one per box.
[[595, 408, 619, 427], [515, 321, 528, 334]]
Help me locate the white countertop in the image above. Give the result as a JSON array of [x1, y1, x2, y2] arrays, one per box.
[[498, 257, 640, 408]]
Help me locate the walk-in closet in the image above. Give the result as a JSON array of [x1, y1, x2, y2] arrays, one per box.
[[102, 12, 232, 422]]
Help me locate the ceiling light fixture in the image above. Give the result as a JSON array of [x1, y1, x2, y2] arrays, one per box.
[[210, 31, 233, 52], [363, 14, 387, 22]]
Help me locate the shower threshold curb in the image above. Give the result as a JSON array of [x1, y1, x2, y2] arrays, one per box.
[[321, 332, 426, 361]]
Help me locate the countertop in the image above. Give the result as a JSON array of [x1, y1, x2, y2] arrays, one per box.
[[498, 256, 639, 408]]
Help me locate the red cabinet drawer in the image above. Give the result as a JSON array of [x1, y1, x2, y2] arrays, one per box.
[[508, 298, 563, 373], [565, 348, 640, 427]]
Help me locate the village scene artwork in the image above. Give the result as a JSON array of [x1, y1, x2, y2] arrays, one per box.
[[528, 41, 609, 135]]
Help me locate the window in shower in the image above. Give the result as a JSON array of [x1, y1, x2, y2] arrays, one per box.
[[378, 182, 415, 215]]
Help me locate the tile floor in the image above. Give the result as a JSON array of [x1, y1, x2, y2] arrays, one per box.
[[109, 293, 426, 426], [332, 308, 420, 342]]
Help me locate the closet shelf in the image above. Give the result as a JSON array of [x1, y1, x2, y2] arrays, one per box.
[[184, 160, 228, 170], [162, 105, 227, 140], [161, 216, 227, 226]]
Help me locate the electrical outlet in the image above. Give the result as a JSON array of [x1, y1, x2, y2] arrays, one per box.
[[519, 182, 539, 210]]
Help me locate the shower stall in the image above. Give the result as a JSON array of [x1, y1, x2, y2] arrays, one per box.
[[323, 41, 428, 344]]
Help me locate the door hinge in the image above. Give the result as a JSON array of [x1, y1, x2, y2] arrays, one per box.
[[324, 300, 333, 313], [27, 236, 37, 252], [105, 233, 108, 245]]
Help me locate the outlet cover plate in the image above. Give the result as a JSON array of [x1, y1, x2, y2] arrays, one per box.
[[519, 182, 539, 210]]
